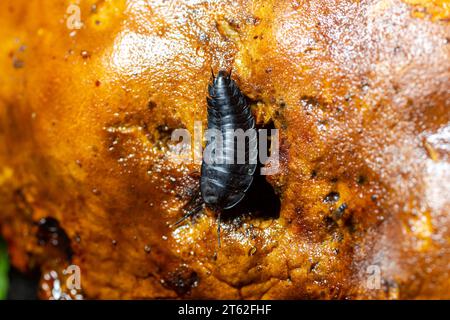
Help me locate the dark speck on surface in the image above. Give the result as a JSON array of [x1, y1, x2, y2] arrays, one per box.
[[12, 58, 24, 69], [80, 50, 90, 59], [324, 191, 340, 203]]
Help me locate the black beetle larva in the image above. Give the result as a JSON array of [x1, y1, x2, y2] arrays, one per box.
[[201, 70, 257, 209], [174, 70, 258, 246]]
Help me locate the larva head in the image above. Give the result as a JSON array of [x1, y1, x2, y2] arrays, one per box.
[[200, 175, 247, 211], [208, 70, 232, 98]]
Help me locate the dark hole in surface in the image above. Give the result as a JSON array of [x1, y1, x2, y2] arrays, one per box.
[[344, 213, 356, 233], [244, 174, 280, 219], [224, 174, 281, 221], [224, 120, 281, 221], [162, 265, 199, 296], [357, 175, 367, 185], [324, 191, 340, 204], [36, 217, 73, 261], [151, 122, 186, 151]]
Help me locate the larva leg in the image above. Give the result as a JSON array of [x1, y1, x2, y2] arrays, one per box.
[[171, 191, 204, 227], [217, 211, 221, 248]]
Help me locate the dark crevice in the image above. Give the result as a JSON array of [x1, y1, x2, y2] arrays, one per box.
[[224, 173, 281, 221], [36, 217, 73, 262], [161, 264, 199, 296], [224, 120, 281, 221]]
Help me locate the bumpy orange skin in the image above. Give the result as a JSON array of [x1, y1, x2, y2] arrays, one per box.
[[0, 0, 449, 299]]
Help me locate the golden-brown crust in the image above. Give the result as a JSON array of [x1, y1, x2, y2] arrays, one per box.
[[0, 0, 449, 299]]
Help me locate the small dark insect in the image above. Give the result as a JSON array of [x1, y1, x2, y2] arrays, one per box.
[[173, 70, 258, 247]]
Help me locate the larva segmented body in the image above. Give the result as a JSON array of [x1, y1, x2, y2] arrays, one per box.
[[201, 70, 258, 210]]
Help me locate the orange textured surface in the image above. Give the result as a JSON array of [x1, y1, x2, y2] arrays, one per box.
[[0, 0, 449, 299]]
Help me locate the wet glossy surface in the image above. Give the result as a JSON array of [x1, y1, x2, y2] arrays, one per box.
[[0, 0, 449, 299]]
